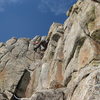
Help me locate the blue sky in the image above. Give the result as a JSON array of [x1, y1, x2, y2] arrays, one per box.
[[0, 0, 77, 42]]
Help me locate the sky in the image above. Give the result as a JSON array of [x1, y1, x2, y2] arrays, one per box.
[[0, 0, 77, 42]]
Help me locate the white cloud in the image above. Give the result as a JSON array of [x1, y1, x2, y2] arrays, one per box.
[[38, 0, 77, 15], [0, 0, 21, 12]]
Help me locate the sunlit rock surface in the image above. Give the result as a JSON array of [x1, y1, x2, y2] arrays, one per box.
[[0, 0, 100, 100]]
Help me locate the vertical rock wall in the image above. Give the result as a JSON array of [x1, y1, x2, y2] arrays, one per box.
[[0, 0, 100, 100]]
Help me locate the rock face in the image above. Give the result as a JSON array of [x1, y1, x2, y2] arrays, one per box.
[[0, 37, 45, 99], [0, 0, 100, 100]]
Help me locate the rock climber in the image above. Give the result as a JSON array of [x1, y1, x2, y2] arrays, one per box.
[[34, 37, 49, 52]]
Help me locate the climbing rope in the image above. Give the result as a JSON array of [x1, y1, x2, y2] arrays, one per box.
[[13, 95, 21, 100]]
